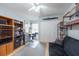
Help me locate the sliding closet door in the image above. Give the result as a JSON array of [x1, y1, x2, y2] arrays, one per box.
[[39, 20, 60, 42]]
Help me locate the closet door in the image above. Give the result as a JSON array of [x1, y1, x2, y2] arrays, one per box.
[[0, 44, 7, 56], [6, 42, 13, 55]]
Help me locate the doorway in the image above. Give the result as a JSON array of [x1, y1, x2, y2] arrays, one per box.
[[25, 23, 39, 42], [31, 23, 39, 40]]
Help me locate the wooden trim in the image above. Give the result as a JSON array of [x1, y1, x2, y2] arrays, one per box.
[[45, 43, 49, 56], [63, 6, 76, 17], [0, 16, 14, 20]]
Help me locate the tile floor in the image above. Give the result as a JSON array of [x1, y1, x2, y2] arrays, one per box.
[[13, 40, 48, 56]]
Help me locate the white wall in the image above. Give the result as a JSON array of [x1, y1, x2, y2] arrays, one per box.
[[68, 25, 79, 40], [68, 30, 79, 40], [39, 20, 60, 43], [0, 6, 29, 22]]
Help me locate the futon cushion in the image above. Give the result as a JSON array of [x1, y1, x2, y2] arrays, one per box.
[[64, 36, 79, 56], [55, 39, 63, 46], [49, 43, 66, 56]]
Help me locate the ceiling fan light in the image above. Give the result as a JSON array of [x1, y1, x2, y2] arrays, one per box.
[[39, 5, 47, 9], [35, 6, 40, 12], [29, 6, 36, 11], [35, 3, 39, 6], [28, 3, 47, 12]]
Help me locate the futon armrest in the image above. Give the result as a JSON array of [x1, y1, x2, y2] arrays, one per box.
[[49, 43, 63, 48], [49, 43, 65, 56], [54, 43, 63, 48]]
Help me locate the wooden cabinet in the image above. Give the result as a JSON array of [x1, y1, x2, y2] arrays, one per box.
[[0, 44, 7, 56], [0, 42, 13, 56], [6, 42, 13, 55]]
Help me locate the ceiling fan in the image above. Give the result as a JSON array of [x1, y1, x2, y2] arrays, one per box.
[[29, 3, 47, 12], [29, 3, 58, 20]]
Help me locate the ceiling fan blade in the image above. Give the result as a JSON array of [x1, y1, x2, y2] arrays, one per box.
[[29, 6, 36, 11]]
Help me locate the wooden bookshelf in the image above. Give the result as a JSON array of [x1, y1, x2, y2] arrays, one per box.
[[14, 20, 25, 49], [57, 4, 78, 41], [63, 19, 79, 27], [0, 16, 14, 56], [59, 3, 79, 41], [57, 21, 65, 41], [0, 16, 25, 56]]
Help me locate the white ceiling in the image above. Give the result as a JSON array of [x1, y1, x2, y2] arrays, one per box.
[[0, 3, 73, 23], [40, 3, 72, 17]]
